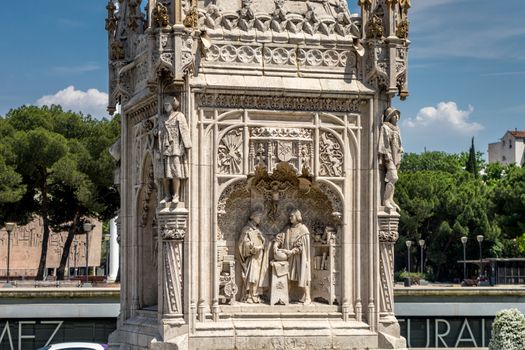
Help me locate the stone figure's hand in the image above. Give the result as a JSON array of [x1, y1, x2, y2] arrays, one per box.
[[291, 248, 300, 255]]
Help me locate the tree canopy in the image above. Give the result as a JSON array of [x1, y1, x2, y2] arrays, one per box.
[[395, 151, 522, 281], [0, 105, 120, 280]]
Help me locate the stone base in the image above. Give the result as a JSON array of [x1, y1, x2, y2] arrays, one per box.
[[109, 308, 407, 350]]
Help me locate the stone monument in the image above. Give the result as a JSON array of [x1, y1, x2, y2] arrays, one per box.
[[106, 0, 410, 349]]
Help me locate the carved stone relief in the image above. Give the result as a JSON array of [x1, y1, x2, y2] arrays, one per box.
[[217, 162, 342, 305], [319, 131, 344, 177], [197, 94, 364, 113], [218, 128, 244, 175], [249, 127, 313, 175]]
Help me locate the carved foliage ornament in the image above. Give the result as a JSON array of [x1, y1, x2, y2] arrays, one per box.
[[396, 18, 409, 39], [366, 14, 384, 40], [319, 132, 344, 177]]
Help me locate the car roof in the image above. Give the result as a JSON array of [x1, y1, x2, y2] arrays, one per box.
[[39, 342, 107, 350]]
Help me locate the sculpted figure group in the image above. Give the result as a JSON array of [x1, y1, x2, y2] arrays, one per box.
[[238, 209, 312, 305]]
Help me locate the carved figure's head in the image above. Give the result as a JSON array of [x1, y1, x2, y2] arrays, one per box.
[[250, 210, 263, 225], [289, 209, 302, 224], [164, 96, 180, 113], [384, 106, 401, 124]]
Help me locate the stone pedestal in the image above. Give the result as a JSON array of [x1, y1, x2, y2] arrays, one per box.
[[270, 261, 289, 306]]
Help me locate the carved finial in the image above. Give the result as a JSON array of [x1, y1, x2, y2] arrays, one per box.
[[396, 18, 409, 39], [153, 2, 170, 28], [105, 1, 118, 33], [358, 0, 372, 11], [366, 14, 384, 39], [183, 6, 198, 28]]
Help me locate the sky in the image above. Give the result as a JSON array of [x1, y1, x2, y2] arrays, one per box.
[[0, 0, 523, 155]]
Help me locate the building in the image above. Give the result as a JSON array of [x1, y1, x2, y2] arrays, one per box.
[[488, 130, 525, 166], [0, 218, 102, 278], [106, 0, 410, 349]]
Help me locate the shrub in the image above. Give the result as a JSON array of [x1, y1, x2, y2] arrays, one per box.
[[489, 309, 525, 350], [397, 272, 426, 285]]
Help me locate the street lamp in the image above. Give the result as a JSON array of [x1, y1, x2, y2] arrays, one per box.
[[461, 236, 468, 281], [418, 239, 425, 274], [477, 235, 484, 280], [73, 242, 78, 277], [405, 240, 412, 273], [82, 222, 95, 287], [4, 223, 16, 287]]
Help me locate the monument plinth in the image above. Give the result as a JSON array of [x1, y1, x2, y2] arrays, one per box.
[[106, 0, 410, 348]]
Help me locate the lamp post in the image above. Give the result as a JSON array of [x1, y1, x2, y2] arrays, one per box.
[[82, 222, 95, 287], [477, 235, 484, 280], [418, 239, 425, 274], [405, 240, 412, 273], [4, 223, 16, 287], [461, 236, 468, 281], [73, 242, 78, 277]]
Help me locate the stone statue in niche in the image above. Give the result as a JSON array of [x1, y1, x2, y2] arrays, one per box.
[[238, 211, 269, 303], [280, 209, 312, 304], [379, 107, 403, 211], [159, 97, 192, 207]]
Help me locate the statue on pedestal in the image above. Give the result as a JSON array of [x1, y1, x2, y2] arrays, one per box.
[[238, 211, 269, 303], [379, 107, 403, 211], [159, 97, 191, 206]]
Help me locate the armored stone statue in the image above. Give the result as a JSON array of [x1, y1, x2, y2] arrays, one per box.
[[281, 209, 311, 304], [379, 107, 403, 211], [160, 97, 191, 205], [238, 211, 268, 303]]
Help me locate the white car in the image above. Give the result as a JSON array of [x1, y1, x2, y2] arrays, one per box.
[[38, 342, 108, 350]]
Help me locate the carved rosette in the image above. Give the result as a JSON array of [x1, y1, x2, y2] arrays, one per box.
[[378, 211, 400, 316]]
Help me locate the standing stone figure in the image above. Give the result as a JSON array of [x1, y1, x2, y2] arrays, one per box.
[[160, 97, 191, 204], [378, 107, 403, 211], [282, 209, 311, 304], [238, 211, 268, 303]]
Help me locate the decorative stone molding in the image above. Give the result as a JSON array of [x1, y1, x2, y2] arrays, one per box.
[[205, 44, 357, 69], [378, 213, 400, 243], [218, 128, 244, 175], [159, 211, 188, 241], [378, 211, 400, 316], [319, 132, 344, 177], [196, 94, 364, 113]]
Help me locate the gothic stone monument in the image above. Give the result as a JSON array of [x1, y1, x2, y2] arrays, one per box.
[[106, 0, 410, 349]]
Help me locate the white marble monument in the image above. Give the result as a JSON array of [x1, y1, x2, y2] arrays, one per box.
[[106, 0, 410, 349]]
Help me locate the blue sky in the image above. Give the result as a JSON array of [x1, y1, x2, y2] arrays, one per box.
[[0, 0, 523, 155]]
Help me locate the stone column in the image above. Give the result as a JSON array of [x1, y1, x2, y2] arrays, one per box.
[[377, 209, 406, 349], [108, 217, 120, 283], [157, 209, 188, 342]]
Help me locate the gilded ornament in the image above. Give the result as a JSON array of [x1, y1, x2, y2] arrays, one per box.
[[183, 6, 198, 28], [153, 2, 170, 28], [366, 14, 384, 40], [396, 18, 409, 39]]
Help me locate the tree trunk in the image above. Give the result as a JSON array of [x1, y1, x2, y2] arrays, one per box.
[[36, 177, 50, 280], [56, 211, 80, 280]]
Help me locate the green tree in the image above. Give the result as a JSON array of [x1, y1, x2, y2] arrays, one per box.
[[2, 105, 119, 280], [395, 151, 500, 281], [465, 137, 479, 177]]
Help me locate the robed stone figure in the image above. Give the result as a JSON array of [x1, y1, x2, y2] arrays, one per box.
[[282, 209, 311, 304], [238, 211, 269, 303]]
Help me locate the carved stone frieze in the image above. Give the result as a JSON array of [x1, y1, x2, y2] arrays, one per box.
[[198, 0, 362, 42], [196, 94, 364, 113], [205, 44, 356, 69], [249, 127, 313, 175]]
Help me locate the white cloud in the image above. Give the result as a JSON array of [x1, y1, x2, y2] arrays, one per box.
[[36, 86, 109, 118], [52, 64, 100, 74], [404, 101, 483, 135]]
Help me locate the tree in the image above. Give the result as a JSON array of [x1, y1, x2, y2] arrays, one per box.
[[395, 151, 500, 281], [465, 137, 478, 177], [2, 105, 120, 280]]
